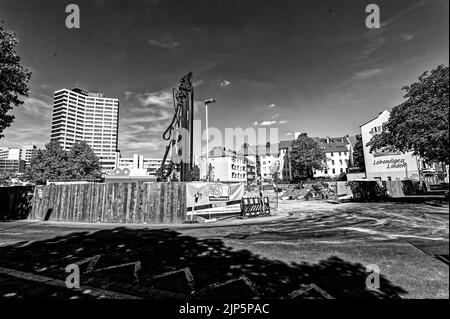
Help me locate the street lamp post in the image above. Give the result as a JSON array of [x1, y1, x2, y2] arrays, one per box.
[[204, 99, 216, 181]]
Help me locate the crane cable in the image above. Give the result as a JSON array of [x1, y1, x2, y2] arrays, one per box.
[[159, 88, 181, 180]]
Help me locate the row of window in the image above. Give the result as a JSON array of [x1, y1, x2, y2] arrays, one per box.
[[320, 168, 346, 175], [328, 151, 348, 157], [328, 159, 349, 165]]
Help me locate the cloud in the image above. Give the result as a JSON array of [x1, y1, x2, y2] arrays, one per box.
[[271, 114, 279, 119], [401, 33, 415, 42], [339, 0, 430, 58], [148, 37, 179, 49], [193, 79, 204, 87], [286, 132, 293, 136], [381, 0, 430, 28], [118, 88, 204, 157], [126, 90, 174, 108], [260, 120, 277, 126], [363, 32, 387, 55], [352, 68, 383, 80], [336, 67, 387, 89], [118, 89, 179, 156], [278, 120, 288, 124], [21, 97, 53, 120], [267, 104, 276, 108], [220, 80, 231, 87]]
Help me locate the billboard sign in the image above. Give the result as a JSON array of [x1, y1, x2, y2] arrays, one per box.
[[186, 182, 244, 215]]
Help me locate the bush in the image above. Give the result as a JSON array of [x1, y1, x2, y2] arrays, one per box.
[[401, 180, 423, 195], [345, 181, 387, 201], [312, 182, 323, 192], [437, 172, 448, 182]]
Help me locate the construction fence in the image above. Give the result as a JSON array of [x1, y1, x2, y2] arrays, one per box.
[[29, 182, 187, 224]]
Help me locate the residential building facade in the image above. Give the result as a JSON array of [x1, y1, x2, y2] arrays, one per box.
[[241, 143, 283, 182], [50, 88, 119, 171], [278, 135, 357, 181], [198, 147, 247, 182], [114, 153, 167, 177], [245, 158, 256, 184], [0, 144, 38, 167], [361, 110, 429, 180], [0, 159, 25, 173], [313, 136, 354, 178]]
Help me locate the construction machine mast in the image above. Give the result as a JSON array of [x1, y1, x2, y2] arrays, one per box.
[[157, 72, 195, 181]]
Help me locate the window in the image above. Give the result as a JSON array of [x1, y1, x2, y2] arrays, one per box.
[[340, 168, 343, 173], [332, 168, 335, 174], [331, 160, 335, 165]]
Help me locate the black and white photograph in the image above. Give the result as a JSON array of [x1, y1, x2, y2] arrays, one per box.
[[0, 0, 448, 312]]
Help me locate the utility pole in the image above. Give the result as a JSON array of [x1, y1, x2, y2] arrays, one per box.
[[204, 99, 216, 181]]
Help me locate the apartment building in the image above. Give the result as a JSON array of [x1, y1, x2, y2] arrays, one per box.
[[240, 143, 284, 182], [361, 110, 422, 180], [311, 136, 355, 177], [198, 147, 247, 182], [313, 141, 351, 177], [246, 158, 256, 183], [0, 144, 38, 167], [0, 159, 25, 173], [114, 153, 167, 177], [279, 140, 293, 181], [279, 135, 356, 181], [50, 88, 119, 171]]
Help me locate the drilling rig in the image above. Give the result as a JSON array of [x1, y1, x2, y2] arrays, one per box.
[[157, 72, 195, 182]]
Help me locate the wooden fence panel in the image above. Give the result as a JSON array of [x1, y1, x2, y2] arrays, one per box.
[[0, 186, 34, 220], [26, 182, 187, 224], [385, 181, 405, 197]]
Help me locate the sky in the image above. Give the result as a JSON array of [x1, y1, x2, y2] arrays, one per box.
[[0, 0, 448, 157]]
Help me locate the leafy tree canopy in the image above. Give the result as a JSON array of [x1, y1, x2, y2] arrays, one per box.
[[349, 134, 365, 172], [368, 65, 449, 164], [190, 165, 200, 181], [67, 141, 102, 180], [0, 26, 32, 138], [0, 171, 17, 186], [25, 140, 102, 184], [289, 133, 326, 181]]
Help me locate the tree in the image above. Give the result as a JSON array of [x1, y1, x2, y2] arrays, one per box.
[[368, 65, 449, 164], [25, 141, 102, 184], [269, 161, 281, 183], [24, 140, 69, 184], [0, 171, 16, 186], [0, 26, 32, 138], [289, 133, 326, 181], [190, 165, 200, 181], [349, 134, 365, 172], [207, 163, 214, 181], [67, 141, 102, 180]]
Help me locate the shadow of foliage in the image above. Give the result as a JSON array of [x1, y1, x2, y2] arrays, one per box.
[[0, 227, 407, 299]]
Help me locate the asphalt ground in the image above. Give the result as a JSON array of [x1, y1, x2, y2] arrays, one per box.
[[0, 200, 448, 299]]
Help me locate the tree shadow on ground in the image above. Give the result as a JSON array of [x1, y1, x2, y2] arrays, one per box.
[[0, 227, 407, 299]]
